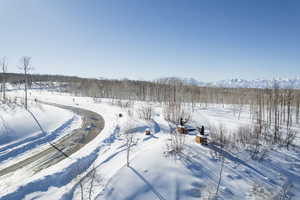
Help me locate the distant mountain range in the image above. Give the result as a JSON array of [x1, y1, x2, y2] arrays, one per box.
[[182, 78, 300, 89]]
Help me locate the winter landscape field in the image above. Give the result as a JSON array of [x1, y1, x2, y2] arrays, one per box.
[[0, 81, 299, 200], [1, 1, 300, 200]]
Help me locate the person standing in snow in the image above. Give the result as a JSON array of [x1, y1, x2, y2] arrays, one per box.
[[200, 125, 205, 135], [180, 118, 184, 126]]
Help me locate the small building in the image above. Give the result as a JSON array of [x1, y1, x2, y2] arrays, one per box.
[[195, 135, 208, 145], [177, 125, 188, 134]]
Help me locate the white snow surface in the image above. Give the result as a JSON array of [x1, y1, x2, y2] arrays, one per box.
[[0, 89, 299, 200], [0, 103, 74, 147], [0, 97, 82, 179]]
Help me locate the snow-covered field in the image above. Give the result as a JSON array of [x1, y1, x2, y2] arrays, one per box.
[[0, 89, 299, 200]]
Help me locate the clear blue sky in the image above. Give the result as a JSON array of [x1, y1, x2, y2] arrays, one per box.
[[1, 0, 299, 81]]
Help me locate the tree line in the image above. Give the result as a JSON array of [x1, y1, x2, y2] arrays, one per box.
[[1, 57, 299, 130]]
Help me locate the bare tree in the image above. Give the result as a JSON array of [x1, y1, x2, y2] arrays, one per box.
[[79, 179, 84, 200], [1, 57, 8, 101], [88, 166, 97, 200], [209, 123, 228, 148], [19, 56, 33, 110], [284, 128, 297, 150], [286, 89, 293, 131], [273, 81, 280, 143], [278, 182, 293, 200], [166, 123, 186, 155], [73, 164, 102, 200], [249, 183, 272, 200], [123, 124, 136, 167], [138, 105, 153, 120], [296, 94, 300, 124]]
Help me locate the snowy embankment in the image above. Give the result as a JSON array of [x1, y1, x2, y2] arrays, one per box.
[[0, 102, 81, 168], [0, 103, 74, 146], [1, 90, 300, 200], [0, 98, 82, 197], [0, 91, 120, 200]]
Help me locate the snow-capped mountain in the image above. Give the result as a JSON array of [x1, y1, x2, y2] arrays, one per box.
[[182, 77, 207, 86], [156, 77, 300, 89], [209, 78, 300, 89]]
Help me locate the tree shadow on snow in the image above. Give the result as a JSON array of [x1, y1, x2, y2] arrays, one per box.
[[206, 144, 268, 179], [0, 117, 76, 163], [128, 166, 167, 200], [143, 134, 159, 142], [151, 119, 161, 133], [0, 146, 101, 200]]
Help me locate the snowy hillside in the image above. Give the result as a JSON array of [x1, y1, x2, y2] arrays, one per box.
[[0, 99, 82, 178], [0, 102, 75, 146]]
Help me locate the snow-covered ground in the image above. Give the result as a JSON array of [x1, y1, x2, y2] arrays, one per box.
[[0, 102, 75, 147], [0, 89, 299, 200], [0, 100, 81, 167]]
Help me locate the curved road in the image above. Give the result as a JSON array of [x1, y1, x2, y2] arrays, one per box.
[[0, 102, 105, 176]]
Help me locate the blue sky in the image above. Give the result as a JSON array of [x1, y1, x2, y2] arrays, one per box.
[[1, 0, 299, 81]]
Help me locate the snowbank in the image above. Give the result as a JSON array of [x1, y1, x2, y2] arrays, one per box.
[[0, 103, 74, 147]]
